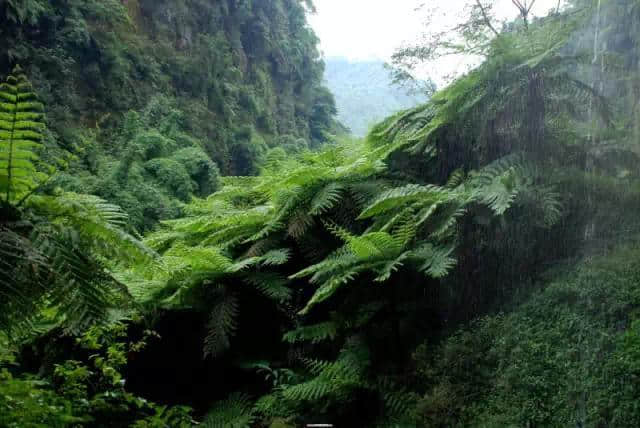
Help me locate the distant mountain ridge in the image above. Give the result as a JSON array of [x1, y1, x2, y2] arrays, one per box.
[[324, 57, 429, 137]]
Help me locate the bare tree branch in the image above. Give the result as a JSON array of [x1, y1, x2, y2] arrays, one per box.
[[511, 0, 526, 11], [511, 0, 531, 29], [475, 0, 500, 36]]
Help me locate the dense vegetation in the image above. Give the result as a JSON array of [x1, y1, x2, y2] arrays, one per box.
[[323, 58, 430, 136], [2, 0, 640, 427], [0, 0, 340, 231]]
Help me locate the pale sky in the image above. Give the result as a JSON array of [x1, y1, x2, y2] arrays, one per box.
[[309, 0, 564, 85]]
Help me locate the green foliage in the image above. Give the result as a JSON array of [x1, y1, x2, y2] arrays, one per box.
[[144, 158, 194, 202], [0, 0, 339, 231], [3, 0, 49, 25], [0, 190, 153, 335], [3, 1, 640, 427], [204, 291, 239, 358], [57, 96, 223, 231], [0, 369, 82, 427], [414, 245, 640, 427], [0, 65, 46, 204], [182, 2, 640, 425], [124, 131, 530, 368], [0, 323, 193, 427], [202, 393, 256, 428], [283, 340, 370, 403], [283, 321, 339, 344], [0, 70, 154, 337], [172, 147, 220, 197]]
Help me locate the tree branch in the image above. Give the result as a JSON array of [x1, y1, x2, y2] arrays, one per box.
[[511, 0, 530, 29], [475, 0, 500, 36], [526, 0, 537, 14], [511, 0, 526, 11]]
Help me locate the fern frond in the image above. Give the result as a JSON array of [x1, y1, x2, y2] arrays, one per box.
[[204, 291, 239, 358], [426, 202, 467, 239], [281, 377, 336, 402], [287, 209, 314, 238], [297, 265, 363, 315], [0, 66, 46, 204], [30, 193, 155, 265], [411, 244, 457, 278], [390, 213, 418, 247], [253, 393, 296, 420], [163, 244, 232, 284], [359, 184, 451, 219], [445, 169, 465, 188], [229, 248, 291, 272], [283, 321, 339, 344], [283, 339, 370, 402], [256, 248, 292, 266], [310, 182, 344, 215], [202, 393, 255, 428], [376, 378, 419, 421], [348, 180, 390, 209], [244, 272, 291, 302], [471, 156, 521, 215], [0, 226, 48, 334], [374, 252, 410, 282], [351, 232, 402, 259]]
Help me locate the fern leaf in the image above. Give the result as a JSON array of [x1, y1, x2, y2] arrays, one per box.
[[359, 184, 450, 219], [244, 272, 291, 302], [259, 248, 291, 266], [445, 169, 465, 188], [204, 292, 239, 358], [298, 266, 363, 315], [310, 182, 344, 215], [202, 393, 255, 428], [412, 244, 457, 278], [283, 321, 339, 344], [374, 252, 410, 282], [0, 66, 45, 203], [287, 208, 314, 238]]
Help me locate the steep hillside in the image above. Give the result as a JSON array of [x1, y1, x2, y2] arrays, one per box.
[[412, 243, 640, 426], [324, 57, 429, 136], [0, 0, 337, 230]]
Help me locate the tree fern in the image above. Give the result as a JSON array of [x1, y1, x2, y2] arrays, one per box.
[[0, 68, 153, 337]]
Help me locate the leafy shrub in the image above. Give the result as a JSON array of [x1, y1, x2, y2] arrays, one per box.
[[171, 147, 220, 196], [144, 158, 194, 202]]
